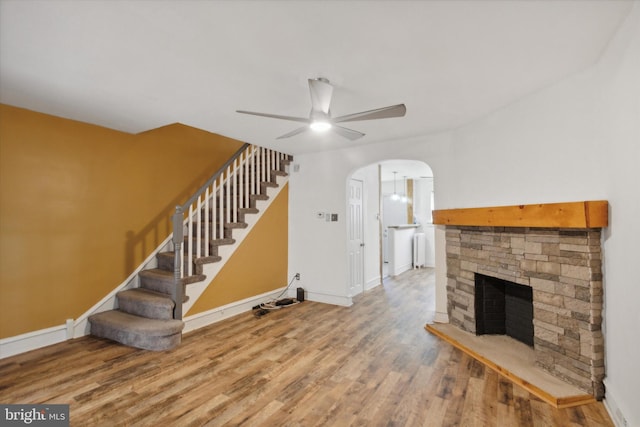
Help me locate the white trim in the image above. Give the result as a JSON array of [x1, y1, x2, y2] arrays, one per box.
[[603, 378, 632, 427], [391, 262, 413, 277], [304, 290, 353, 307], [433, 311, 450, 324], [364, 277, 382, 291], [183, 287, 286, 333], [0, 324, 67, 359]]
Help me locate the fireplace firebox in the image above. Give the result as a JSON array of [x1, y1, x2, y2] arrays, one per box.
[[475, 273, 534, 347]]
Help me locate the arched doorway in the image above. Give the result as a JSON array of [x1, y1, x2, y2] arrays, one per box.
[[347, 159, 434, 297]]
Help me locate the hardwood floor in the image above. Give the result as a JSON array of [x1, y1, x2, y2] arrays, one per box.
[[0, 268, 613, 426]]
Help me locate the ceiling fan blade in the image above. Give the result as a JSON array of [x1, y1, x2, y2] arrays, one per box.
[[276, 126, 309, 139], [308, 78, 333, 114], [236, 110, 309, 123], [332, 104, 406, 123], [331, 125, 365, 141]]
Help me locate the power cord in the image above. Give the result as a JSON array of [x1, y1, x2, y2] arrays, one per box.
[[253, 275, 301, 318]]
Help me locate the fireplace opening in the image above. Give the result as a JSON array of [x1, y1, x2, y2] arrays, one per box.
[[475, 274, 534, 347]]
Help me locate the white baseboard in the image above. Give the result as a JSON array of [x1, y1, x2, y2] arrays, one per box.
[[365, 277, 382, 291], [183, 287, 285, 333], [305, 291, 353, 307], [603, 378, 633, 427], [0, 324, 67, 359], [392, 263, 413, 277], [433, 311, 450, 323]]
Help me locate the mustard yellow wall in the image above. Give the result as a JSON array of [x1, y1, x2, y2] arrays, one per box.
[[0, 104, 288, 338], [187, 184, 288, 315]]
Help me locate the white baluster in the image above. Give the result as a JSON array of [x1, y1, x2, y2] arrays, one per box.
[[267, 149, 272, 183], [187, 204, 194, 276], [226, 166, 231, 234], [251, 146, 256, 196], [245, 147, 250, 208], [196, 194, 202, 260], [211, 179, 220, 240], [204, 186, 210, 257], [238, 151, 244, 211], [180, 239, 185, 279], [233, 157, 238, 223]]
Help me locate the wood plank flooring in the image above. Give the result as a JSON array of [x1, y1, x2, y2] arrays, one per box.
[[0, 268, 613, 426]]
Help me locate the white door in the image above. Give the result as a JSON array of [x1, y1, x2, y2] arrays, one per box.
[[348, 179, 364, 296]]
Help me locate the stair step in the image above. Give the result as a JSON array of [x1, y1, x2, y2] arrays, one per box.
[[139, 269, 176, 295], [158, 251, 206, 276], [261, 181, 279, 189], [195, 255, 222, 265], [250, 194, 269, 208], [211, 238, 236, 246], [140, 267, 205, 291], [156, 252, 176, 272], [117, 288, 175, 320], [225, 222, 248, 229], [89, 310, 184, 351]]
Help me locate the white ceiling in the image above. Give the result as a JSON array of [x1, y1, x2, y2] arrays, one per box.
[[0, 1, 633, 156]]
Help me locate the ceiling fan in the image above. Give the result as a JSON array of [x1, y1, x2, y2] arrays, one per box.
[[236, 78, 406, 141]]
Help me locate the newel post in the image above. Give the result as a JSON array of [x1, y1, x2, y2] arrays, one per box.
[[172, 206, 184, 320]]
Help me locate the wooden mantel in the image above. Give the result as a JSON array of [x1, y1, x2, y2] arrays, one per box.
[[432, 200, 608, 229]]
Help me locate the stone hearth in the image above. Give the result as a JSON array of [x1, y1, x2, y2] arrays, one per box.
[[445, 226, 604, 398]]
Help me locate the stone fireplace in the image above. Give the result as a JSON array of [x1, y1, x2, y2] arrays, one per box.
[[434, 201, 607, 399]]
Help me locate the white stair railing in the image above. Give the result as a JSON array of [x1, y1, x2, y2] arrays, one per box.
[[171, 144, 291, 319]]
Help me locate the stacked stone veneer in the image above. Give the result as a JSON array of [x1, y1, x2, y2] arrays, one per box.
[[445, 226, 604, 398]]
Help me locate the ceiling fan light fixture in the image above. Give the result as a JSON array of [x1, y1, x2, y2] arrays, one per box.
[[237, 77, 406, 140], [310, 121, 332, 132]]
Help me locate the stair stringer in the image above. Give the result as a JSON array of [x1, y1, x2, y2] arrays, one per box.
[[182, 173, 289, 328]]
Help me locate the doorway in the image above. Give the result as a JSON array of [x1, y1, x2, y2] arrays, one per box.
[[347, 160, 434, 292]]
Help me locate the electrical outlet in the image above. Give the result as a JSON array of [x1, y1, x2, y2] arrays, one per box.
[[295, 273, 300, 280]]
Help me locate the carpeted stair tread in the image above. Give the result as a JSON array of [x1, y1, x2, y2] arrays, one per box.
[[139, 268, 175, 295], [139, 268, 203, 295], [89, 310, 184, 351], [225, 222, 248, 229], [156, 252, 176, 271], [117, 288, 175, 320]]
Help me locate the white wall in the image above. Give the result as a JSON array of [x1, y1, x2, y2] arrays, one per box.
[[289, 5, 639, 425], [289, 136, 451, 306]]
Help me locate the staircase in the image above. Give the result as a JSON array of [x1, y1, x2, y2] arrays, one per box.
[[89, 144, 291, 351]]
